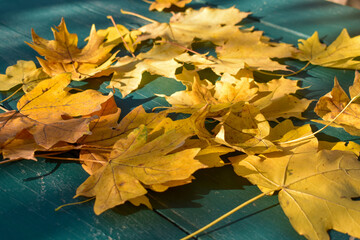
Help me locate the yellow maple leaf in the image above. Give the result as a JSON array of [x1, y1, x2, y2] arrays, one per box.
[[259, 95, 312, 121], [210, 31, 295, 74], [27, 18, 114, 63], [149, 176, 195, 192], [78, 104, 170, 175], [256, 77, 301, 99], [148, 0, 192, 11], [78, 103, 211, 184], [318, 140, 360, 157], [250, 77, 312, 121], [37, 53, 117, 81], [0, 111, 93, 156], [159, 77, 216, 113], [314, 73, 360, 135], [0, 73, 114, 152], [138, 7, 250, 46], [26, 18, 117, 80], [94, 24, 141, 52], [18, 73, 112, 121], [231, 133, 360, 240], [108, 44, 184, 97], [159, 72, 258, 114], [77, 96, 121, 174], [1, 130, 42, 161], [151, 104, 214, 143], [79, 104, 167, 150], [177, 138, 234, 167], [215, 103, 276, 154], [160, 70, 309, 122], [295, 29, 360, 69], [75, 125, 204, 215], [0, 60, 49, 92]]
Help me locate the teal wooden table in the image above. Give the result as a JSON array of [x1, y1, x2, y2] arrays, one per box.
[[1, 0, 360, 239]]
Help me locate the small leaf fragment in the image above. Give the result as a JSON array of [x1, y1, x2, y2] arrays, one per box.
[[0, 60, 49, 91], [295, 29, 360, 69], [148, 0, 192, 12]]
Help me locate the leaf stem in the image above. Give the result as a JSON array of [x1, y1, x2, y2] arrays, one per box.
[[0, 105, 9, 112], [34, 155, 105, 163], [280, 93, 360, 144], [55, 197, 95, 211], [0, 158, 22, 164], [107, 15, 136, 58], [142, 0, 154, 4], [256, 62, 310, 77], [121, 9, 159, 23], [181, 189, 276, 240], [80, 146, 113, 150], [0, 86, 23, 104]]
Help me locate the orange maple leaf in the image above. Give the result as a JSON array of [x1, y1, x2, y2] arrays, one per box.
[[26, 18, 117, 80]]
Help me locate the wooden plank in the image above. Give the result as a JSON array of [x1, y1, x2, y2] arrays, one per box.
[[0, 159, 187, 240]]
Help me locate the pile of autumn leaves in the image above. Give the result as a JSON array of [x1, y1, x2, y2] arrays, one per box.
[[2, 6, 360, 240]]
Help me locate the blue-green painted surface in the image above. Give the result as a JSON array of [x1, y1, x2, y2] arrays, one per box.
[[1, 0, 360, 239]]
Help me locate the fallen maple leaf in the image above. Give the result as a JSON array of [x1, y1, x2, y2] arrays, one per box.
[[159, 76, 216, 113], [151, 104, 214, 142], [107, 43, 184, 97], [76, 125, 204, 214], [215, 103, 276, 154], [0, 73, 113, 156], [329, 141, 360, 156], [159, 72, 258, 115], [213, 73, 259, 104], [148, 0, 192, 11], [261, 95, 312, 121], [0, 109, 95, 156], [209, 31, 296, 74], [149, 176, 195, 192], [78, 103, 170, 174], [1, 130, 42, 161], [77, 96, 121, 174], [78, 105, 209, 182], [27, 18, 114, 64], [138, 7, 250, 46], [231, 136, 360, 240], [160, 70, 310, 122], [256, 77, 301, 99], [295, 28, 360, 69], [0, 60, 49, 91], [177, 138, 234, 167], [79, 104, 167, 148], [18, 73, 112, 121], [93, 24, 141, 52], [252, 77, 312, 121], [37, 53, 117, 81], [27, 18, 117, 80], [314, 72, 360, 135]]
